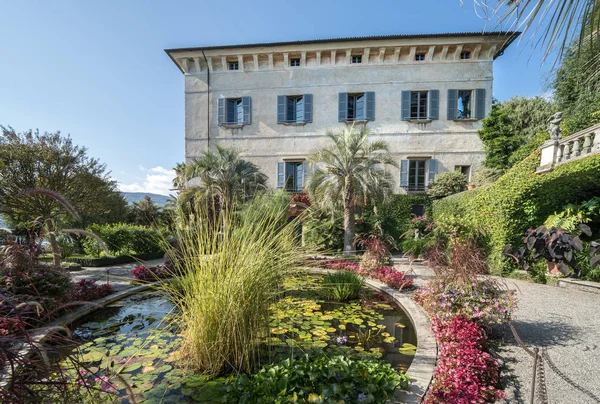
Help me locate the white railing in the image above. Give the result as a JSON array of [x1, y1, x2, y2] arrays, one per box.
[[538, 123, 600, 171]]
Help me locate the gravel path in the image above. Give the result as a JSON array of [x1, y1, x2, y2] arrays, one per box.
[[70, 258, 164, 292], [497, 279, 600, 404]]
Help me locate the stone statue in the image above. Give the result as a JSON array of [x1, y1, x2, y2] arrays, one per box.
[[547, 112, 563, 141]]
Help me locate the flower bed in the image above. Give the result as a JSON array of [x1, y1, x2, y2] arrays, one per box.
[[131, 264, 170, 282], [317, 259, 414, 290], [67, 279, 113, 301]]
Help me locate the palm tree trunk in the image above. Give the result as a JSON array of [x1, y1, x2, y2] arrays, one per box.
[[45, 218, 61, 267], [342, 178, 355, 255]]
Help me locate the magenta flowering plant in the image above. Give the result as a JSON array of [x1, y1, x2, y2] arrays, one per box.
[[414, 278, 517, 325], [67, 279, 113, 301], [131, 264, 170, 282], [319, 260, 414, 291]]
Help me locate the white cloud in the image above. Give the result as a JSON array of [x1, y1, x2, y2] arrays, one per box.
[[119, 166, 175, 196]]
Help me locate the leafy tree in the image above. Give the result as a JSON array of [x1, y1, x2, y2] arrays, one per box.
[[188, 145, 267, 220], [0, 126, 126, 266], [478, 97, 556, 169], [129, 195, 162, 226], [307, 127, 396, 254], [427, 171, 468, 199]]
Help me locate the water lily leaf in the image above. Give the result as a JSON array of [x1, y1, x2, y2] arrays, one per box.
[[122, 362, 142, 373], [82, 351, 105, 362]]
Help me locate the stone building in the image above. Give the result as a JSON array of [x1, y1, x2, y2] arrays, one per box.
[[166, 32, 518, 195]]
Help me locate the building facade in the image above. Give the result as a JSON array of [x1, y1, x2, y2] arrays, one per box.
[[166, 32, 517, 194]]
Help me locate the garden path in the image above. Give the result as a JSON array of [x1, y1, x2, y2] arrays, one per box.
[[71, 258, 164, 292]]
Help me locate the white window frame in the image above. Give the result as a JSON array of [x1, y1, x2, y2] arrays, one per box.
[[456, 90, 474, 120]]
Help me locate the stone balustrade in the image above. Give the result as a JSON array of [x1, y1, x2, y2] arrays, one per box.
[[538, 123, 600, 172]]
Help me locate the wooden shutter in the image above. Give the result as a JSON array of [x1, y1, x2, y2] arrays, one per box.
[[338, 92, 348, 122], [303, 94, 313, 123], [365, 92, 375, 121], [475, 88, 486, 119], [401, 91, 410, 120], [447, 89, 458, 120], [400, 160, 409, 187], [242, 96, 251, 125], [217, 98, 225, 125], [277, 95, 286, 124], [277, 162, 285, 188], [428, 159, 438, 186], [428, 90, 439, 120], [295, 163, 304, 191]]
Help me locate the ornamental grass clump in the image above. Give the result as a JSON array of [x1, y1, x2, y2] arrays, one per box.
[[321, 271, 364, 301], [161, 192, 307, 375]]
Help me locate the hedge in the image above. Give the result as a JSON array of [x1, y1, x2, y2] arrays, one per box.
[[433, 150, 600, 273], [66, 251, 165, 267], [376, 194, 432, 242], [83, 223, 165, 257]]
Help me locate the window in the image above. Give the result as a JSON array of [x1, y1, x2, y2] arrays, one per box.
[[460, 51, 471, 60], [407, 160, 426, 191], [410, 91, 428, 120], [278, 94, 313, 124], [290, 58, 300, 67], [455, 165, 471, 181], [277, 161, 304, 192], [400, 158, 437, 191], [412, 204, 425, 217], [228, 61, 239, 70], [415, 53, 426, 61], [351, 55, 362, 64], [339, 92, 375, 122], [218, 97, 251, 126], [457, 90, 473, 119]]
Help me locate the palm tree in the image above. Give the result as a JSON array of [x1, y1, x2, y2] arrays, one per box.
[[307, 126, 396, 254], [188, 145, 267, 214]]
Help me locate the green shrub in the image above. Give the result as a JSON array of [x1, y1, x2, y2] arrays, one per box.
[[427, 171, 468, 199], [471, 167, 505, 187], [83, 223, 165, 257], [433, 151, 600, 274], [303, 210, 345, 252], [373, 194, 431, 242], [321, 271, 364, 301], [222, 354, 408, 403]]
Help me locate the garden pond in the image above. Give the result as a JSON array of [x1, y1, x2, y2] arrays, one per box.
[[67, 274, 417, 403]]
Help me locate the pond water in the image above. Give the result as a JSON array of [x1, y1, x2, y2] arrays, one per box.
[[69, 274, 417, 403]]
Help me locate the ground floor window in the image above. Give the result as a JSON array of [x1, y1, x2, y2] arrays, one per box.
[[411, 204, 425, 217], [455, 165, 471, 182]]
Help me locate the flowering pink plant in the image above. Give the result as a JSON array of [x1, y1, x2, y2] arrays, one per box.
[[131, 264, 170, 281], [68, 279, 113, 301], [425, 316, 505, 404], [318, 260, 413, 291]]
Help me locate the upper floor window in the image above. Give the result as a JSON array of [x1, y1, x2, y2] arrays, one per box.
[[277, 161, 305, 193], [338, 92, 375, 122], [228, 61, 239, 71], [415, 53, 426, 61], [217, 97, 251, 126], [277, 94, 313, 124], [351, 55, 362, 64], [447, 89, 485, 120], [401, 90, 439, 121], [460, 51, 471, 60], [290, 58, 301, 67], [400, 159, 438, 192]]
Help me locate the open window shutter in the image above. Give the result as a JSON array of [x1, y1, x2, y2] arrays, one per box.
[[302, 161, 309, 187], [475, 88, 486, 119], [277, 95, 286, 124], [277, 162, 285, 188], [401, 91, 410, 120], [242, 96, 251, 125], [218, 98, 225, 125], [400, 160, 409, 187], [428, 159, 438, 186], [303, 94, 313, 123], [338, 92, 348, 122], [428, 90, 439, 120], [447, 90, 458, 120], [365, 92, 375, 121], [295, 163, 304, 191]]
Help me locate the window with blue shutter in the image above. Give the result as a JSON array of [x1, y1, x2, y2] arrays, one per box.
[[295, 162, 304, 191], [277, 95, 286, 124], [428, 90, 439, 120], [242, 96, 251, 125], [428, 159, 438, 186], [447, 90, 458, 120], [475, 88, 486, 119], [400, 160, 409, 187], [401, 91, 411, 120], [338, 93, 348, 122], [303, 94, 313, 123], [365, 92, 375, 121], [218, 98, 225, 125], [277, 162, 285, 188]]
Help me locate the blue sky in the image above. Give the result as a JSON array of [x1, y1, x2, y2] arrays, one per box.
[[0, 0, 554, 195]]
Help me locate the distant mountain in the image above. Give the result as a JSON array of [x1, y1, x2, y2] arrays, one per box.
[[121, 192, 173, 207]]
